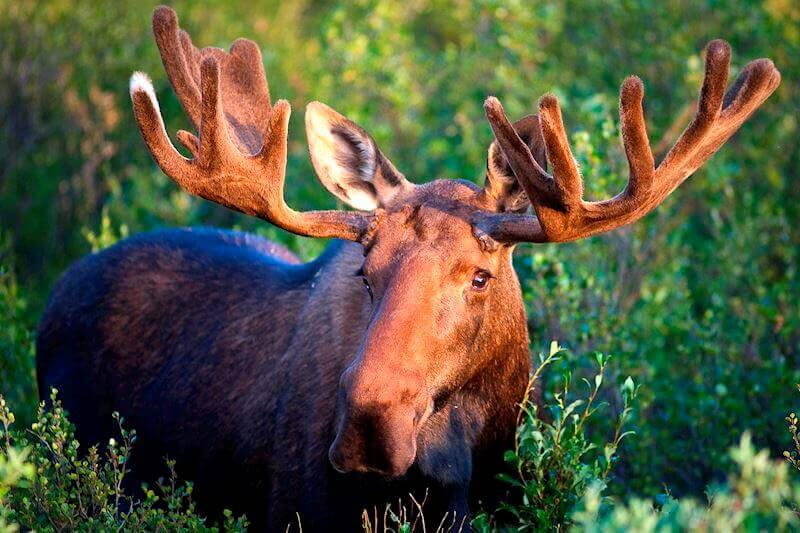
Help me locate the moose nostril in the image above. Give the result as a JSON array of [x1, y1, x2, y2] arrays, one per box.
[[328, 444, 350, 474]]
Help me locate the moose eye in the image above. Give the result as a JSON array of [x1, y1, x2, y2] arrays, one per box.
[[471, 270, 491, 291], [357, 268, 373, 298], [362, 276, 372, 295]]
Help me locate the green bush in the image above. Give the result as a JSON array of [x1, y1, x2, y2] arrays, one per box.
[[473, 344, 638, 531], [0, 391, 248, 532], [572, 433, 800, 532], [785, 389, 800, 475], [0, 237, 37, 427], [568, 381, 800, 532]]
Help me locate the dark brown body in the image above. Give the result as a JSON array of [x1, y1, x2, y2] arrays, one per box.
[[37, 225, 530, 530]]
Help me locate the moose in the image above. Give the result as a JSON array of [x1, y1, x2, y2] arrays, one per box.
[[36, 6, 780, 531]]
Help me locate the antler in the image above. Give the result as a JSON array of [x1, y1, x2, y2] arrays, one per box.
[[477, 40, 781, 244], [129, 6, 375, 241]]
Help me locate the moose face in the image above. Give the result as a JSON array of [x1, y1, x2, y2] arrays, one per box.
[[300, 102, 543, 476], [327, 182, 523, 476]]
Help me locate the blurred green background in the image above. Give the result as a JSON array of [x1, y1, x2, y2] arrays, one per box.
[[1, 0, 797, 503]]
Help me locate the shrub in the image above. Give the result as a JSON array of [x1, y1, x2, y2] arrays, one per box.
[[473, 343, 638, 532], [572, 433, 800, 532], [0, 235, 37, 426], [784, 385, 800, 475], [569, 383, 800, 531], [0, 390, 247, 532]]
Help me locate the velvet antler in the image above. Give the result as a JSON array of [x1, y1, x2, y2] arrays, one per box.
[[477, 40, 781, 244], [129, 6, 376, 241]]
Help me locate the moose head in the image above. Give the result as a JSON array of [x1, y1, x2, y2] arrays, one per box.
[[130, 6, 780, 477]]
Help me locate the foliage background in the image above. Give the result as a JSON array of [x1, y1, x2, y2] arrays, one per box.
[[0, 0, 798, 510]]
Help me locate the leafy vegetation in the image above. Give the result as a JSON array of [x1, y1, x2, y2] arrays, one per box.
[[472, 344, 637, 530], [572, 433, 800, 532], [1, 0, 798, 530], [0, 391, 248, 532], [0, 237, 37, 425]]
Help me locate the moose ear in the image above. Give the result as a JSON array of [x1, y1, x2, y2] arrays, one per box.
[[484, 114, 547, 213], [305, 102, 411, 211]]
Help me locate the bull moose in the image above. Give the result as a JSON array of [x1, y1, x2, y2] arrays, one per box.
[[36, 6, 780, 531]]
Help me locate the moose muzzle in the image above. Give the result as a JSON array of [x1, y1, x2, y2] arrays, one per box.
[[329, 362, 432, 477]]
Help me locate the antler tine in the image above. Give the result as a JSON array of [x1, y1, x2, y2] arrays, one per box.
[[130, 6, 376, 242], [479, 39, 780, 244], [197, 58, 229, 163], [152, 5, 272, 155], [152, 6, 202, 130], [536, 94, 586, 207], [653, 42, 780, 195], [483, 97, 566, 210], [617, 76, 655, 204], [130, 72, 192, 183], [653, 39, 730, 190]]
